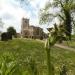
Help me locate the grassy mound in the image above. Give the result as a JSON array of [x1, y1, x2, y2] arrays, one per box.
[[0, 38, 75, 75]]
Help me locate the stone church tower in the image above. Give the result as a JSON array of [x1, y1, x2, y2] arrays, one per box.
[[21, 18, 29, 37]]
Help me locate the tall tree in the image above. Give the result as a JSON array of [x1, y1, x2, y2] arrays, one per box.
[[40, 0, 75, 40], [7, 27, 17, 37]]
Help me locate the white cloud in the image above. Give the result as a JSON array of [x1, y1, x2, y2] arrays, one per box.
[[0, 0, 52, 33], [30, 0, 48, 9], [0, 0, 31, 32], [0, 1, 30, 19]]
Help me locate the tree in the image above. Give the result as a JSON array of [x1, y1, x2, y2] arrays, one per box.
[[7, 27, 17, 37], [40, 0, 75, 40]]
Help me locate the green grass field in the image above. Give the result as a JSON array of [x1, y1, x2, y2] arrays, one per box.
[[0, 38, 75, 75], [60, 35, 75, 48], [60, 40, 75, 48]]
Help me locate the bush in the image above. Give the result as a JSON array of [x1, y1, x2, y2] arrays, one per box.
[[1, 32, 12, 41], [1, 32, 8, 41]]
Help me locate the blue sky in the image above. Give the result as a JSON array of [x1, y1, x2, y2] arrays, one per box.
[[0, 0, 60, 33]]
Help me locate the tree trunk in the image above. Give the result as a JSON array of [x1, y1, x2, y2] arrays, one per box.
[[64, 10, 72, 40]]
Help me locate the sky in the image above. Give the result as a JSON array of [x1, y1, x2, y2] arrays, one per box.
[[0, 0, 59, 33]]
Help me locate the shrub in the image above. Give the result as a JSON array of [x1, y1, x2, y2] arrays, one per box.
[[1, 32, 8, 41], [1, 32, 12, 41]]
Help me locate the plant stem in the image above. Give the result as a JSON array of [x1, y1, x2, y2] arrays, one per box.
[[46, 48, 54, 75]]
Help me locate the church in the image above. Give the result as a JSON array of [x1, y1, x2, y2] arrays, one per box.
[[21, 18, 47, 39]]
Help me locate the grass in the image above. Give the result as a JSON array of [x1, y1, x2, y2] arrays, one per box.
[[0, 38, 75, 75], [60, 35, 75, 48], [60, 40, 75, 48]]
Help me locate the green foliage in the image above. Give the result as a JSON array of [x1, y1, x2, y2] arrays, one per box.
[[28, 58, 38, 75], [60, 65, 67, 75], [0, 56, 22, 75], [7, 27, 17, 37], [1, 32, 12, 41], [1, 32, 8, 41]]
